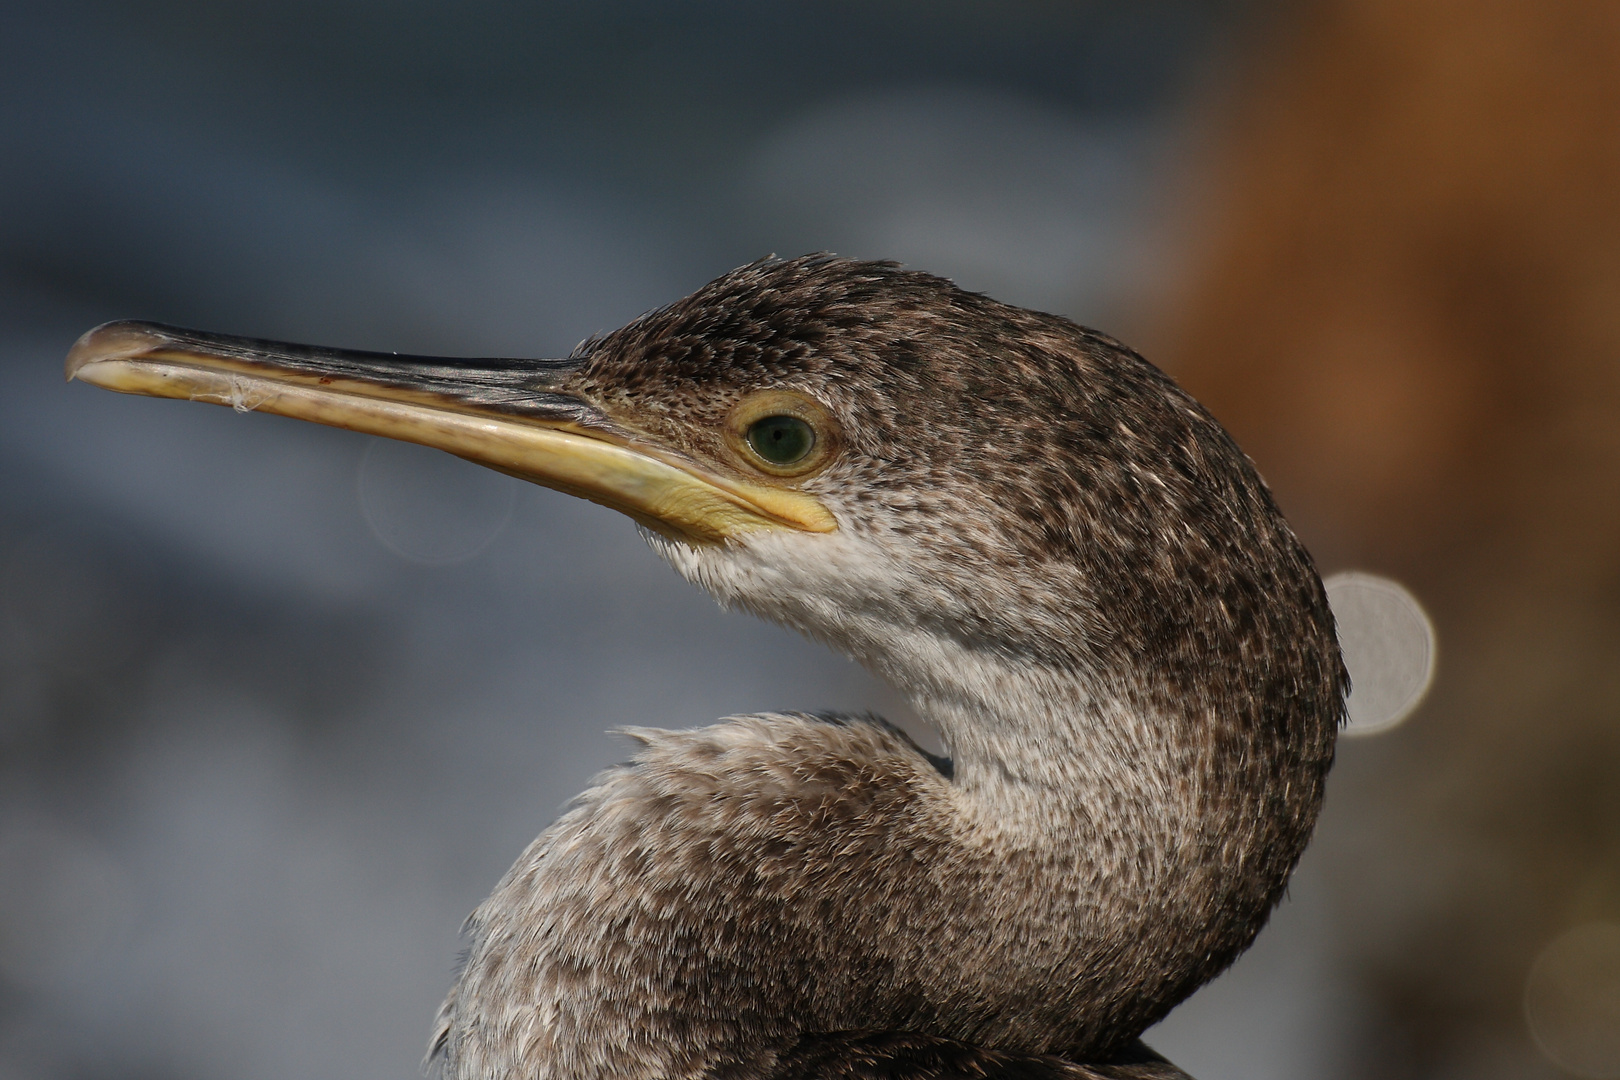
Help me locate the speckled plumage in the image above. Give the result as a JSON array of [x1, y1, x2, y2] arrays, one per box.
[[424, 257, 1346, 1080]]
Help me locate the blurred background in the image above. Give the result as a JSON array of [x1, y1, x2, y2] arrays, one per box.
[[2, 1, 1617, 1077]]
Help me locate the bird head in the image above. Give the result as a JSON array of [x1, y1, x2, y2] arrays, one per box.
[[66, 256, 1342, 801]]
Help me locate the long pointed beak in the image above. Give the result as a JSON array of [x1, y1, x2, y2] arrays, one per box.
[[65, 321, 836, 543]]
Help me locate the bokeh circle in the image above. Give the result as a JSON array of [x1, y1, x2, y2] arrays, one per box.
[[1323, 571, 1436, 736], [358, 439, 515, 564], [1525, 922, 1620, 1078]]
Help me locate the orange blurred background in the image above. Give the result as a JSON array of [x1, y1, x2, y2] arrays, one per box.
[[1142, 3, 1620, 1074]]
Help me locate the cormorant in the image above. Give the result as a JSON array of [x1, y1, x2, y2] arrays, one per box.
[[65, 256, 1345, 1080]]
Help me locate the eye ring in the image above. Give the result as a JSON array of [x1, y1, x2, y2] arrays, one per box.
[[725, 390, 838, 478]]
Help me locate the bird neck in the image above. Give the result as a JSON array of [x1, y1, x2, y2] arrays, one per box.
[[875, 641, 1198, 843], [655, 529, 1212, 841]]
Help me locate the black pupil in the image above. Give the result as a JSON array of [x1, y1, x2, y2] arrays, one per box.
[[747, 415, 814, 465]]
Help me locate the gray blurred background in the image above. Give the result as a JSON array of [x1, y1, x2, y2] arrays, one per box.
[[3, 2, 1618, 1078]]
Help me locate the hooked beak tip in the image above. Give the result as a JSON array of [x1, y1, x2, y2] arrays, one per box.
[[66, 321, 172, 382]]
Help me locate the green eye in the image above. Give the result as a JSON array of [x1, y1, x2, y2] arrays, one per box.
[[746, 414, 815, 466]]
